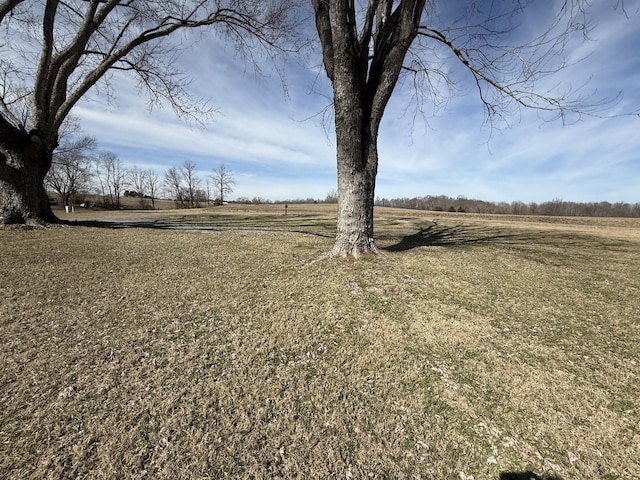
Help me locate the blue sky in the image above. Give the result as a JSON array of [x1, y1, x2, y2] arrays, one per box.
[[73, 2, 640, 204]]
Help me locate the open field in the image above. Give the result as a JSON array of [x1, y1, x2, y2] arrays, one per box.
[[2, 205, 639, 479]]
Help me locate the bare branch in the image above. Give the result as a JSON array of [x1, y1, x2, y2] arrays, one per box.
[[2, 0, 302, 139], [398, 0, 639, 130], [0, 0, 25, 24]]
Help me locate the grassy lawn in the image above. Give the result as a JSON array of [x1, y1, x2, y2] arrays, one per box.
[[1, 206, 639, 479]]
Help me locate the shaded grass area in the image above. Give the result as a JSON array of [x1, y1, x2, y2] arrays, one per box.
[[1, 210, 639, 479]]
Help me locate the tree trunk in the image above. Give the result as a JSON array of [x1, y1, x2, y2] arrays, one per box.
[[312, 0, 422, 258], [329, 95, 380, 258], [0, 131, 57, 226]]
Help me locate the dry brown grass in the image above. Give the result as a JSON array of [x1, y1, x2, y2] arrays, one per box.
[[1, 206, 639, 479]]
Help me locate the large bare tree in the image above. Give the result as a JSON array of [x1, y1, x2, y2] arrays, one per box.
[[128, 165, 148, 208], [94, 151, 126, 209], [164, 165, 186, 208], [0, 0, 298, 226], [180, 159, 202, 208], [45, 135, 95, 207], [311, 0, 625, 257], [144, 168, 161, 209], [211, 163, 236, 205]]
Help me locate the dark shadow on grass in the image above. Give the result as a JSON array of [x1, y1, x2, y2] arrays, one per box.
[[63, 218, 336, 239], [64, 218, 630, 253], [384, 224, 532, 251], [499, 471, 564, 480], [382, 222, 624, 252]]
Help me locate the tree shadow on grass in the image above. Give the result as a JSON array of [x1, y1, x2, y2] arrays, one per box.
[[65, 217, 629, 253], [62, 217, 336, 239], [384, 223, 536, 252], [498, 471, 564, 480], [382, 222, 614, 253]]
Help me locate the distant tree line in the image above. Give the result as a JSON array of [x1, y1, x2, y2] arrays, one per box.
[[47, 136, 165, 209], [46, 135, 234, 210], [236, 189, 337, 206], [235, 192, 640, 218], [162, 160, 236, 208], [47, 135, 636, 218], [235, 197, 322, 205], [374, 195, 640, 218]]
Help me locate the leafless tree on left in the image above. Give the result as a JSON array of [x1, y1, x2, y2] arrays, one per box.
[[0, 0, 300, 226]]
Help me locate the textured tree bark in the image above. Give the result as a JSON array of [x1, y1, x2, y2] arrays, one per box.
[[332, 148, 379, 257], [0, 130, 57, 226], [330, 94, 380, 257]]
